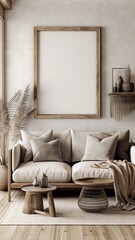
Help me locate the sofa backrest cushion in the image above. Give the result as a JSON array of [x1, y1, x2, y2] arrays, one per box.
[[71, 129, 130, 162], [53, 129, 71, 162], [18, 140, 33, 163], [113, 130, 130, 161]]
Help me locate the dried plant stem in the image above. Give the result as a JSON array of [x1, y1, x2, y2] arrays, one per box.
[[0, 85, 30, 164]]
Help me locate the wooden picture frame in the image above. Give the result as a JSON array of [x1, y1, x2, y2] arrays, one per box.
[[34, 26, 101, 119]]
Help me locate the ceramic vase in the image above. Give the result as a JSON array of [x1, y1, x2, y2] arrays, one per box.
[[122, 82, 130, 92], [32, 176, 39, 186], [129, 82, 134, 92], [122, 82, 134, 92], [39, 173, 48, 188], [116, 76, 123, 92]]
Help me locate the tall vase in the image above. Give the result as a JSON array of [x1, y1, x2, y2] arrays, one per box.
[[39, 173, 48, 188], [116, 76, 123, 92], [0, 165, 8, 191]]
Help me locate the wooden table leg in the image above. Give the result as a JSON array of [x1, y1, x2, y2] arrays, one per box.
[[47, 191, 56, 217], [22, 192, 43, 214]]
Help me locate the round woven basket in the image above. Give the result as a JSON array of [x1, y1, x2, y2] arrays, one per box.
[[78, 186, 108, 212]]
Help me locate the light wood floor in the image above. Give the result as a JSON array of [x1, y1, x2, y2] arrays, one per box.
[[0, 225, 135, 240], [0, 191, 135, 240]]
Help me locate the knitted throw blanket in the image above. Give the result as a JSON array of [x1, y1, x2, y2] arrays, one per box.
[[91, 160, 135, 211]]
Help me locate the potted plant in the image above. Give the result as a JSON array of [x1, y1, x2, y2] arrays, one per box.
[[0, 85, 30, 190]]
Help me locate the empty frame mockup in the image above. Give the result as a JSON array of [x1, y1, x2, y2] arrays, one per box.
[[34, 26, 101, 119]]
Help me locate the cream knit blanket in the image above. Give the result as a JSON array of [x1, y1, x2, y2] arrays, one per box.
[[91, 160, 135, 211]]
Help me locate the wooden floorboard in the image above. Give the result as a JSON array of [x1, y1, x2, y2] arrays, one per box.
[[0, 225, 134, 240], [0, 191, 135, 240]]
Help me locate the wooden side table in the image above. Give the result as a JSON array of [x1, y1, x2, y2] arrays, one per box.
[[22, 185, 57, 217], [75, 178, 113, 212]]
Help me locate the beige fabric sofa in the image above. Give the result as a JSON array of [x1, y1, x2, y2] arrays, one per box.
[[8, 128, 131, 201]]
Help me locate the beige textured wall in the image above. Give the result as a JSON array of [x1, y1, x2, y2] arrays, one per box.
[[5, 0, 135, 138]]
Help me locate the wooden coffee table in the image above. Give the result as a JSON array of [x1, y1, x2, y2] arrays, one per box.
[[22, 185, 57, 217], [75, 178, 113, 212]]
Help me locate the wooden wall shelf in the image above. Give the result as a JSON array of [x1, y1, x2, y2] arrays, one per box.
[[109, 92, 135, 121], [109, 92, 135, 96]]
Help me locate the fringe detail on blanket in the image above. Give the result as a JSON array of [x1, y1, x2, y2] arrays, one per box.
[[91, 160, 135, 211]]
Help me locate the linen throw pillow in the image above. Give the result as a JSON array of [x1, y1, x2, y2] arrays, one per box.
[[20, 129, 53, 162], [71, 129, 111, 161], [82, 135, 118, 161], [31, 139, 63, 162]]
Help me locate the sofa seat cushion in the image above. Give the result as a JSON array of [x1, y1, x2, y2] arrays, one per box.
[[13, 161, 72, 183], [72, 161, 112, 181]]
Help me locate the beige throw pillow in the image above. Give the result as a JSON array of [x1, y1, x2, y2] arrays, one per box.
[[20, 129, 53, 162], [31, 139, 63, 162], [82, 135, 118, 161], [71, 129, 111, 161]]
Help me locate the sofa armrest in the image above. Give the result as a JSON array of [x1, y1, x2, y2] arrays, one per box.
[[12, 142, 21, 171], [130, 145, 135, 164]]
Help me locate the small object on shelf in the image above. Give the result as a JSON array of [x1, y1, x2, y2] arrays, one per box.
[[129, 82, 134, 92], [32, 176, 39, 187], [122, 82, 134, 92], [39, 173, 48, 188], [122, 65, 134, 92], [115, 76, 123, 92], [113, 86, 117, 92], [122, 82, 131, 92]]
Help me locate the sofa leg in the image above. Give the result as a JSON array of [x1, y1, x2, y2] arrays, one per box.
[[8, 188, 11, 202]]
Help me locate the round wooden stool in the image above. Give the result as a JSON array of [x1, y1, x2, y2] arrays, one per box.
[[22, 185, 57, 217]]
